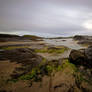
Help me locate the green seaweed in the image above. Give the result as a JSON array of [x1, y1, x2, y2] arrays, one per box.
[[35, 46, 68, 54]]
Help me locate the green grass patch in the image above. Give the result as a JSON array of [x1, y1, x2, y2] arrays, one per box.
[[10, 58, 89, 86], [62, 59, 91, 85], [35, 46, 68, 54], [61, 59, 90, 85], [10, 59, 74, 83], [19, 69, 37, 80], [61, 59, 77, 72], [18, 65, 54, 81], [57, 65, 62, 71], [16, 59, 63, 82]]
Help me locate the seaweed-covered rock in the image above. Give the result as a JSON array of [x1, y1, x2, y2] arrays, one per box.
[[0, 48, 43, 79], [69, 46, 92, 68], [69, 50, 86, 66], [85, 46, 92, 66]]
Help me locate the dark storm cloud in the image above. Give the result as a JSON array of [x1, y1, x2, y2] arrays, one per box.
[[0, 0, 92, 37]]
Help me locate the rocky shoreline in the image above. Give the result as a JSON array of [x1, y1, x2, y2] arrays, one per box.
[[73, 35, 92, 46], [0, 34, 92, 92]]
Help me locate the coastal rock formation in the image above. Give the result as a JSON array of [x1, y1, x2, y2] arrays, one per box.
[[73, 35, 92, 41], [69, 46, 92, 68], [0, 48, 42, 65], [0, 48, 43, 78], [0, 34, 43, 42], [69, 46, 92, 92], [69, 50, 86, 66], [85, 46, 92, 66], [0, 34, 92, 92], [73, 35, 92, 45]]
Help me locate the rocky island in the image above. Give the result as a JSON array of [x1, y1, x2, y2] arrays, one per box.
[[0, 34, 92, 92]]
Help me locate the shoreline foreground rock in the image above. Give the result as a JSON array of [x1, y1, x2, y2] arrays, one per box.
[[0, 48, 43, 79], [0, 34, 92, 92], [69, 45, 92, 68], [0, 48, 42, 66]]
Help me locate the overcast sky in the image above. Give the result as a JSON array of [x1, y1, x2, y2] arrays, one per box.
[[0, 0, 92, 37]]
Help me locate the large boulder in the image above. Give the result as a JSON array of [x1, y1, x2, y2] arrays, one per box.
[[85, 46, 92, 65], [0, 48, 43, 69], [69, 50, 86, 66], [69, 46, 92, 68], [0, 48, 43, 79]]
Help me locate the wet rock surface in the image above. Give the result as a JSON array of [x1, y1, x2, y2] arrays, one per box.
[[0, 34, 92, 92], [0, 48, 42, 64], [73, 35, 92, 45], [0, 48, 43, 79], [69, 50, 86, 66], [69, 46, 92, 92], [69, 46, 92, 68], [85, 46, 92, 62]]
